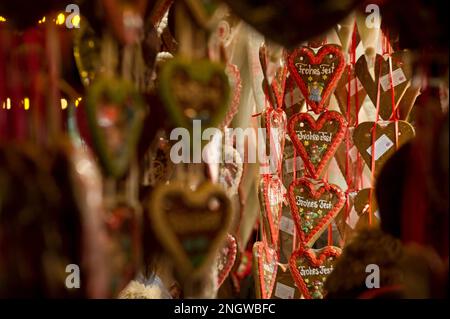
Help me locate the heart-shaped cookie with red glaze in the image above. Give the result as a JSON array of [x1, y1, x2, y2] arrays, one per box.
[[253, 241, 279, 299], [353, 120, 415, 175], [149, 181, 232, 281], [259, 175, 283, 247], [261, 107, 287, 174], [288, 111, 347, 179], [288, 178, 345, 247], [217, 233, 238, 287], [220, 63, 242, 129], [289, 246, 341, 299], [288, 44, 345, 114]]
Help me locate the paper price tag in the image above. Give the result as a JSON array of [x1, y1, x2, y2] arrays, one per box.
[[366, 134, 394, 161], [380, 68, 407, 92], [345, 77, 364, 96], [280, 216, 295, 235], [275, 282, 295, 299], [284, 156, 303, 173]]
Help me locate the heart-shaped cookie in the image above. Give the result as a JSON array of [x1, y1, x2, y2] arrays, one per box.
[[261, 107, 287, 174], [288, 111, 348, 179], [104, 203, 141, 295], [288, 178, 345, 247], [259, 174, 283, 247], [253, 241, 278, 299], [86, 77, 146, 178], [355, 51, 412, 120], [159, 58, 230, 131], [288, 44, 345, 114], [334, 65, 367, 126], [217, 233, 237, 287], [353, 120, 415, 175], [220, 63, 242, 129], [149, 181, 232, 281], [289, 246, 341, 299]]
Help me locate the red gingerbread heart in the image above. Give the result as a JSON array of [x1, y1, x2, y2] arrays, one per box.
[[261, 107, 287, 174], [217, 234, 238, 287], [288, 178, 345, 247], [259, 175, 284, 247], [289, 246, 341, 299], [253, 241, 279, 299], [288, 44, 345, 114], [288, 111, 347, 179]]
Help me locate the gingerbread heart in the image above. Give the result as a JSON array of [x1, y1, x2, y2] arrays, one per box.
[[217, 233, 237, 287], [253, 241, 278, 299], [220, 63, 242, 129], [353, 120, 415, 175], [334, 65, 367, 126], [288, 178, 345, 247], [261, 107, 287, 174], [149, 181, 232, 281], [86, 77, 146, 178], [288, 44, 345, 114], [289, 246, 341, 299], [355, 51, 412, 120], [104, 203, 141, 295], [259, 174, 283, 247], [159, 58, 230, 131], [288, 111, 347, 179]]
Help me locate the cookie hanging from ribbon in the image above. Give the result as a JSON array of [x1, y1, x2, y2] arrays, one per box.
[[288, 178, 345, 247], [259, 174, 284, 247], [149, 181, 232, 281], [355, 51, 413, 120], [353, 120, 415, 175], [261, 107, 287, 174], [289, 246, 341, 299], [159, 57, 230, 132], [86, 77, 146, 178], [253, 241, 279, 299], [288, 44, 345, 114], [217, 233, 238, 287], [288, 110, 347, 179]]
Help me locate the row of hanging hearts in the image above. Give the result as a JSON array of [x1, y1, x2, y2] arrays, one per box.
[[255, 35, 418, 299]]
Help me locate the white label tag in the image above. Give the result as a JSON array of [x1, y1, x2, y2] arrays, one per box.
[[348, 145, 359, 163], [346, 207, 360, 229], [345, 77, 364, 96], [275, 282, 295, 299], [279, 216, 295, 235], [380, 68, 407, 92], [284, 156, 303, 173], [366, 134, 394, 161], [284, 87, 303, 108]]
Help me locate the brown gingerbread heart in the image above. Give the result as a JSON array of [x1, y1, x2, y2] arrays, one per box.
[[288, 178, 345, 247], [259, 174, 283, 247], [288, 111, 348, 179], [289, 246, 341, 299], [355, 51, 413, 120], [149, 181, 232, 281], [353, 120, 415, 175], [288, 44, 345, 114], [217, 233, 237, 287], [253, 241, 278, 299]]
